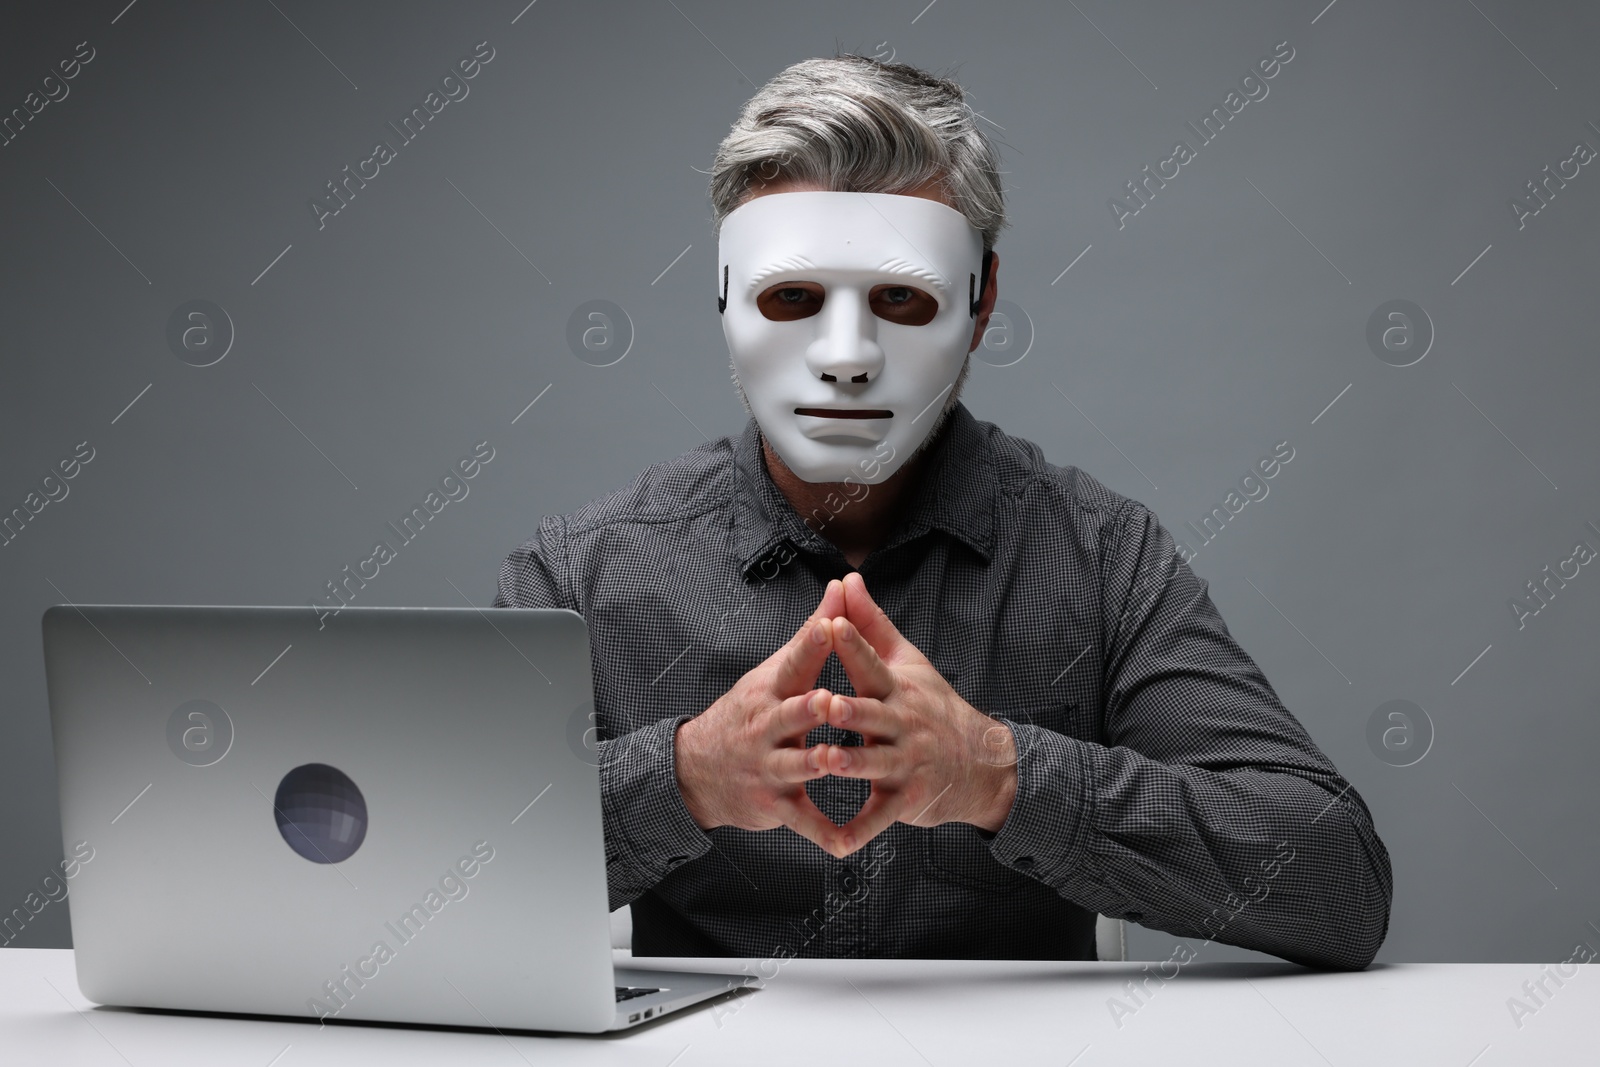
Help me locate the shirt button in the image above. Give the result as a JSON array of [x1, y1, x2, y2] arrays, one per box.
[[1014, 856, 1035, 869], [666, 856, 687, 867]]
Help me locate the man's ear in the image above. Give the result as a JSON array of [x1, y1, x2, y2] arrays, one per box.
[[967, 251, 999, 353]]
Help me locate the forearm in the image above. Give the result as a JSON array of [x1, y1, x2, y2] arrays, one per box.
[[493, 521, 720, 910], [597, 715, 711, 912], [989, 723, 1393, 969]]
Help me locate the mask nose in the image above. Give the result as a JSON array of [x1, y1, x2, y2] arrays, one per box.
[[805, 287, 884, 384]]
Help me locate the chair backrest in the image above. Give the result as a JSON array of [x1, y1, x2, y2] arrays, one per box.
[[1095, 914, 1126, 961], [613, 907, 1128, 961], [610, 904, 633, 950]]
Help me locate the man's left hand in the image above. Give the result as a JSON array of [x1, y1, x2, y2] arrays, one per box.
[[818, 571, 1020, 856]]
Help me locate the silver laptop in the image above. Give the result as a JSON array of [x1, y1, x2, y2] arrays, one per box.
[[42, 604, 753, 1032]]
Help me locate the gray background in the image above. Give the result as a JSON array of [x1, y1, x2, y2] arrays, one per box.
[[2, 0, 1596, 965]]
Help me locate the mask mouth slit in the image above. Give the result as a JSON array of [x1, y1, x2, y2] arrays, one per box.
[[793, 408, 893, 419]]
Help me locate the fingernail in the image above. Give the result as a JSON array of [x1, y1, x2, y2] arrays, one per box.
[[837, 748, 850, 769], [811, 621, 828, 645], [834, 696, 850, 723]]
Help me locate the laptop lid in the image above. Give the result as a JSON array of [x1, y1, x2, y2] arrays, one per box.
[[43, 604, 618, 1032]]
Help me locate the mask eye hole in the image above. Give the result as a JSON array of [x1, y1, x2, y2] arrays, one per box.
[[869, 284, 938, 326], [756, 282, 824, 321]]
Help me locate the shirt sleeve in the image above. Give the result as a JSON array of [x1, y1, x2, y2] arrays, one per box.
[[494, 517, 711, 912], [985, 498, 1394, 969]]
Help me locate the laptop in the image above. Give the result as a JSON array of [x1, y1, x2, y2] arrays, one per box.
[[41, 603, 754, 1032]]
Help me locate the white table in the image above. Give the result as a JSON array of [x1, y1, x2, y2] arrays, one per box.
[[2, 948, 1591, 1065]]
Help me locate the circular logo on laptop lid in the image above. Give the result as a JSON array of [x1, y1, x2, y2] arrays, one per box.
[[274, 763, 368, 863]]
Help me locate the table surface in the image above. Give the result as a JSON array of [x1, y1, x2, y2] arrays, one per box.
[[3, 948, 1593, 1065]]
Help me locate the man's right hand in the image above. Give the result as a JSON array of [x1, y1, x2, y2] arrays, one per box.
[[674, 578, 845, 857]]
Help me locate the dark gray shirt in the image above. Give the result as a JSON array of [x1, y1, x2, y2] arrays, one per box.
[[492, 402, 1392, 967]]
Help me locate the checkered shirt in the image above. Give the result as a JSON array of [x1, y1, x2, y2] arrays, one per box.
[[492, 402, 1392, 967]]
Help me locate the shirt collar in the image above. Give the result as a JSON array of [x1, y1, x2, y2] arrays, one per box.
[[731, 401, 996, 576]]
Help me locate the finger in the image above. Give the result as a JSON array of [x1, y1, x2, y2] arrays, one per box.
[[824, 742, 899, 780], [769, 584, 842, 696], [841, 572, 919, 663], [768, 689, 830, 743], [815, 576, 846, 622], [832, 789, 905, 857], [765, 743, 830, 783], [775, 793, 845, 857], [830, 616, 896, 700], [825, 693, 899, 739]]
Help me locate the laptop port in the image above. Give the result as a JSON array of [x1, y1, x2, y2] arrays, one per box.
[[644, 1008, 654, 1019], [629, 1012, 640, 1023]]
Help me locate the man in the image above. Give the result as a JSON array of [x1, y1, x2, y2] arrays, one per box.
[[494, 54, 1391, 967]]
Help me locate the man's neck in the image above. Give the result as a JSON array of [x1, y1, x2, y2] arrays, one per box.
[[760, 436, 937, 570]]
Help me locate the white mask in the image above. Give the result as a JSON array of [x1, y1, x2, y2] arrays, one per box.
[[717, 191, 988, 484]]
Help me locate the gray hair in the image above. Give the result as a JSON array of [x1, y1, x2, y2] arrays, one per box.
[[708, 54, 1007, 252]]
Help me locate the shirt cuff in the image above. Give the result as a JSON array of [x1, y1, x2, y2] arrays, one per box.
[[599, 715, 712, 890], [986, 720, 1095, 888]]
